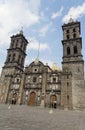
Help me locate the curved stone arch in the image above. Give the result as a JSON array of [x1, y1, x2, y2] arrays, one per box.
[[50, 95, 57, 108], [74, 45, 78, 54], [29, 91, 36, 106], [67, 46, 70, 55], [11, 91, 17, 105]]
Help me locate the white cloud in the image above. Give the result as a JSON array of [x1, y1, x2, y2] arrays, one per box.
[[51, 7, 63, 19], [40, 11, 49, 23], [40, 11, 44, 18], [27, 37, 50, 51], [0, 0, 41, 46], [63, 2, 85, 23], [39, 22, 52, 37], [25, 57, 60, 70], [41, 59, 54, 66], [40, 11, 46, 21], [25, 58, 53, 67]]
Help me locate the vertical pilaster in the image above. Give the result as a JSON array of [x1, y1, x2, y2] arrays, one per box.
[[17, 73, 26, 104], [41, 68, 47, 107]]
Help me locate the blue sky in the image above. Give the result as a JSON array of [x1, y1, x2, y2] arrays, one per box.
[[0, 0, 85, 74]]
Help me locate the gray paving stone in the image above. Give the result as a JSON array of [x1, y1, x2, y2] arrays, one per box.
[[0, 105, 85, 130]]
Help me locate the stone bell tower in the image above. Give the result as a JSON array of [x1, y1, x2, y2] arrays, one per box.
[[0, 30, 28, 103], [62, 18, 84, 80], [3, 30, 28, 75], [61, 18, 84, 110]]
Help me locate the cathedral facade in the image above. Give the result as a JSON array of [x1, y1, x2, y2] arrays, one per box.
[[0, 19, 85, 110]]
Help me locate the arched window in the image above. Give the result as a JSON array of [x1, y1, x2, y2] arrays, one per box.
[[8, 54, 11, 62], [67, 35, 69, 40], [73, 28, 76, 32], [12, 53, 16, 61], [73, 33, 76, 38], [67, 30, 69, 33], [74, 46, 77, 54], [33, 77, 37, 82], [67, 47, 70, 55]]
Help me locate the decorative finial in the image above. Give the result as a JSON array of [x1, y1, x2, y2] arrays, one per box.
[[34, 58, 39, 64], [69, 15, 74, 23], [19, 26, 23, 34]]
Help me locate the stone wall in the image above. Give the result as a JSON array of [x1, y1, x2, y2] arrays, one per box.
[[61, 72, 73, 109], [72, 79, 85, 110], [0, 76, 11, 103], [62, 62, 84, 80]]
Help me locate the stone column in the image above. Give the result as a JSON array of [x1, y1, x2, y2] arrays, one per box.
[[40, 68, 47, 107], [17, 73, 26, 105], [61, 73, 68, 110]]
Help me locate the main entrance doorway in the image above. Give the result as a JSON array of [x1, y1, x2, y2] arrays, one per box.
[[11, 93, 17, 105], [29, 92, 36, 106], [50, 95, 57, 108]]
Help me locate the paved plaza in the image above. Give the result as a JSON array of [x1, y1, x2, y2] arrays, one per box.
[[0, 105, 85, 130]]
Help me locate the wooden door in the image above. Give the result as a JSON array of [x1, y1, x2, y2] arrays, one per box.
[[50, 95, 57, 107], [12, 93, 17, 104], [29, 92, 36, 106]]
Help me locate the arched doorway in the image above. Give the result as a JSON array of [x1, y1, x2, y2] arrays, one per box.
[[29, 92, 36, 106], [50, 95, 57, 108], [11, 93, 17, 105]]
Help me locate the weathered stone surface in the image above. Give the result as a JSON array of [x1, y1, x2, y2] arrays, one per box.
[[72, 80, 85, 110], [0, 105, 85, 130], [0, 20, 85, 110]]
